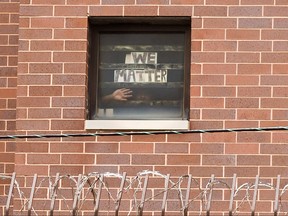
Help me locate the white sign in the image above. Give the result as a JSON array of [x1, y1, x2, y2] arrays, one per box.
[[114, 52, 167, 83]]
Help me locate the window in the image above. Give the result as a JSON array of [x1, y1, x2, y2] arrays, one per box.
[[86, 17, 191, 130]]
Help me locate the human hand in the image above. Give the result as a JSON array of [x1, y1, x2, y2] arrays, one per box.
[[112, 88, 132, 101]]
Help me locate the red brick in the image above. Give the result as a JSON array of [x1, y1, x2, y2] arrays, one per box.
[[155, 143, 188, 153], [0, 3, 19, 13], [52, 75, 86, 85], [225, 143, 259, 154], [0, 89, 16, 98], [19, 29, 52, 39], [67, 0, 100, 4], [191, 75, 224, 85], [102, 0, 136, 4], [50, 165, 83, 175], [54, 6, 87, 16], [29, 63, 63, 74], [17, 120, 49, 130], [17, 97, 50, 107], [170, 0, 202, 4], [191, 98, 224, 108], [238, 64, 271, 75], [226, 29, 260, 40], [0, 24, 18, 34], [63, 108, 85, 119], [273, 64, 288, 74], [241, 0, 273, 4], [97, 154, 130, 164], [132, 154, 165, 165], [31, 41, 64, 51], [202, 109, 235, 120], [89, 6, 123, 16], [62, 154, 94, 164], [238, 87, 271, 97], [225, 120, 258, 129], [272, 156, 288, 166], [54, 29, 87, 40], [28, 108, 61, 119], [262, 30, 288, 40], [203, 64, 236, 74], [190, 120, 223, 130], [226, 53, 260, 63], [273, 110, 288, 120], [18, 75, 51, 85], [192, 29, 225, 39], [64, 86, 86, 96], [192, 52, 225, 63], [262, 53, 288, 63], [124, 6, 158, 16], [64, 63, 86, 73], [203, 41, 236, 51], [0, 153, 14, 163], [237, 132, 271, 143], [229, 6, 262, 16], [65, 18, 87, 28], [52, 97, 85, 107], [51, 120, 84, 130], [226, 75, 259, 85], [0, 110, 15, 119], [274, 41, 288, 51], [261, 75, 288, 86], [239, 41, 271, 52], [51, 142, 83, 153], [157, 165, 189, 176], [167, 155, 200, 165], [158, 6, 193, 16], [65, 41, 86, 51], [202, 132, 236, 143], [31, 18, 64, 28], [0, 36, 8, 45], [20, 6, 53, 16], [276, 0, 288, 4], [190, 166, 223, 177], [239, 18, 272, 29], [225, 98, 259, 108], [237, 109, 271, 120], [203, 155, 235, 166], [206, 0, 238, 4], [15, 165, 48, 175], [225, 167, 258, 177], [264, 6, 288, 16], [29, 86, 62, 96], [190, 143, 224, 154], [274, 18, 288, 28], [53, 52, 86, 62], [273, 87, 288, 97], [238, 155, 270, 166], [85, 142, 118, 153], [202, 87, 236, 97], [194, 6, 227, 16], [167, 133, 200, 142], [27, 154, 60, 164], [32, 0, 65, 4], [18, 52, 51, 63], [120, 143, 153, 153], [0, 45, 18, 55], [260, 167, 288, 178]]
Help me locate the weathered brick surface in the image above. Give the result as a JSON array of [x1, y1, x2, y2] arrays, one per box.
[[0, 0, 287, 214]]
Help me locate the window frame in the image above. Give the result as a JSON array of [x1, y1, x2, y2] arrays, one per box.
[[86, 17, 191, 130]]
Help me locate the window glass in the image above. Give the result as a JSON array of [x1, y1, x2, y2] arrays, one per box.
[[88, 18, 190, 122]]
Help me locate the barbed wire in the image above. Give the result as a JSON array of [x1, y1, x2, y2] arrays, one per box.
[[2, 171, 288, 215], [0, 125, 287, 140]]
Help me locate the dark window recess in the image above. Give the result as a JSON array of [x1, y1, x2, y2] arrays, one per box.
[[88, 17, 191, 120]]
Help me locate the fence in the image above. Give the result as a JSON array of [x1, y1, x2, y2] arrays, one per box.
[[1, 171, 288, 215]]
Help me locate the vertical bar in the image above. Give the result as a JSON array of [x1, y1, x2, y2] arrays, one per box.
[[161, 174, 170, 216], [206, 174, 215, 216], [28, 174, 38, 216], [251, 175, 259, 216], [72, 174, 82, 216], [183, 174, 192, 216], [229, 174, 237, 216], [138, 175, 149, 216], [5, 172, 16, 216], [274, 175, 281, 216], [49, 173, 60, 216], [115, 172, 127, 216], [94, 175, 104, 216]]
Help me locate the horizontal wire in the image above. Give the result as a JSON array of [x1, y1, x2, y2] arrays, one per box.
[[0, 125, 287, 140]]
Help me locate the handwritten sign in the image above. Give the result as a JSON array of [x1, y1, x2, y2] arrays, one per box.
[[114, 52, 167, 83]]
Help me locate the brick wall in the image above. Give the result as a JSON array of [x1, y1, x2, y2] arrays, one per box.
[[1, 0, 288, 215], [0, 0, 18, 214]]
